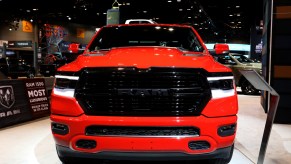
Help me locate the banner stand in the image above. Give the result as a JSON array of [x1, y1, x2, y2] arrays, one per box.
[[240, 70, 280, 164]]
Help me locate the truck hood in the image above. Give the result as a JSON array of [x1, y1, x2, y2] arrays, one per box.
[[58, 47, 231, 73]]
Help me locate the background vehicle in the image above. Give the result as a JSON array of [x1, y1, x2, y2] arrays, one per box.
[[125, 19, 157, 24], [51, 24, 238, 164], [0, 58, 35, 79], [215, 53, 262, 95]]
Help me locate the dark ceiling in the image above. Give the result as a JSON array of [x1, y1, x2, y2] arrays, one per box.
[[0, 0, 263, 43]]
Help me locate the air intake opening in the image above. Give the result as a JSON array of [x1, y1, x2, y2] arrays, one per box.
[[76, 139, 97, 149], [51, 123, 69, 135], [188, 141, 210, 150], [218, 124, 236, 137]]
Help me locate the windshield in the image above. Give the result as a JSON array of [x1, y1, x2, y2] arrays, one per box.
[[231, 54, 254, 63], [88, 25, 204, 52]]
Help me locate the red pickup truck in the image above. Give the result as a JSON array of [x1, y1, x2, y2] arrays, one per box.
[[50, 24, 238, 164]]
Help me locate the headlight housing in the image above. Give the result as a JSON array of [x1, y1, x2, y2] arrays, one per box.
[[207, 76, 235, 99], [54, 74, 79, 97]]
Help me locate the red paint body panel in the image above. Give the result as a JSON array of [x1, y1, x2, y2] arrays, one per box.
[[58, 47, 231, 73]]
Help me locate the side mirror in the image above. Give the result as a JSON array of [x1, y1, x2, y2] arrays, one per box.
[[214, 44, 229, 55], [68, 43, 85, 54]]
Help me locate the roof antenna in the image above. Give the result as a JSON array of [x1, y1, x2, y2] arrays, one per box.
[[112, 0, 120, 9]]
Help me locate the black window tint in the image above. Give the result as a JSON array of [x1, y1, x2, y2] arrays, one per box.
[[88, 26, 204, 52]]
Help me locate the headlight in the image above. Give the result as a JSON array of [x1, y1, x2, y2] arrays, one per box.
[[207, 76, 235, 99], [54, 75, 79, 97]]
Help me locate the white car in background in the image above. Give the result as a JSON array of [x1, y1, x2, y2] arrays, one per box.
[[125, 19, 157, 24]]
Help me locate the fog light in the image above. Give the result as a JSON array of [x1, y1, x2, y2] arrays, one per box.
[[51, 122, 69, 135], [76, 139, 97, 149], [218, 124, 236, 137], [188, 141, 210, 150]]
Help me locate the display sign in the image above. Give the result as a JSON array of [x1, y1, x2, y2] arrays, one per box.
[[0, 40, 8, 47], [0, 79, 50, 128], [7, 41, 33, 48], [77, 28, 85, 38], [0, 80, 32, 128], [22, 20, 33, 33], [240, 70, 280, 164], [107, 8, 120, 25], [23, 79, 50, 118]]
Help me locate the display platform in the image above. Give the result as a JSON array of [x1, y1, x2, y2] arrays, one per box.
[[0, 95, 290, 164]]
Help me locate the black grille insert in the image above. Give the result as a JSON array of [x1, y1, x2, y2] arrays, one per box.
[[86, 126, 200, 136], [188, 141, 210, 150], [75, 67, 211, 116]]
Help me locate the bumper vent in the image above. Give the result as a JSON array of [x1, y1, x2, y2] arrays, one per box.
[[86, 126, 200, 137], [188, 141, 210, 150], [75, 67, 211, 116], [76, 139, 97, 149]]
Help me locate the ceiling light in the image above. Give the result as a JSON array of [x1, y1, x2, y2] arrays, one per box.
[[238, 21, 242, 24], [236, 6, 240, 8], [143, 10, 147, 13], [229, 14, 233, 16], [168, 0, 172, 2], [188, 17, 192, 19], [169, 28, 174, 31], [96, 13, 100, 15], [179, 9, 183, 11], [68, 17, 71, 20], [26, 10, 31, 13], [237, 13, 241, 16], [126, 3, 130, 5], [103, 12, 107, 15], [177, 0, 181, 2], [30, 19, 33, 22], [199, 9, 202, 12], [187, 8, 191, 11], [155, 26, 161, 30], [33, 8, 38, 11]]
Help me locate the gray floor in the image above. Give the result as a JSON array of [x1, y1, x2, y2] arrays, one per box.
[[0, 95, 290, 164]]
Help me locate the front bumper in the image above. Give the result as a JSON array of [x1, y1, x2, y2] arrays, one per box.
[[56, 144, 233, 161], [51, 114, 237, 155]]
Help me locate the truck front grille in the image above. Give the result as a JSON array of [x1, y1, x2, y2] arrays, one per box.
[[86, 126, 200, 137], [75, 67, 211, 116]]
